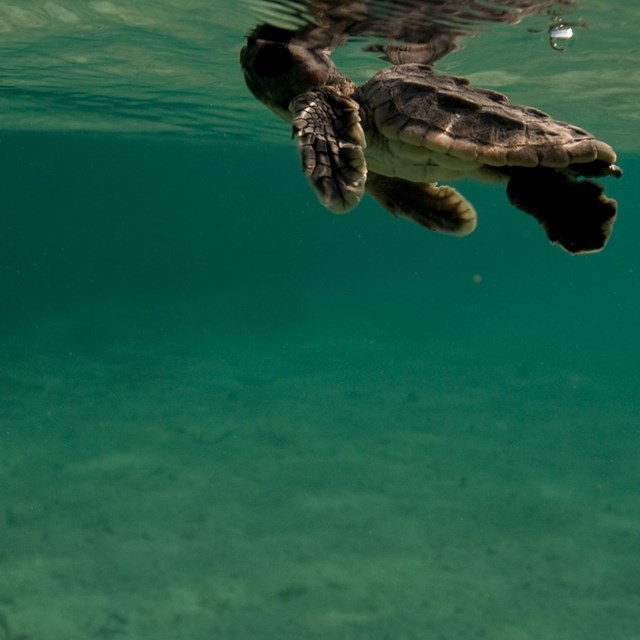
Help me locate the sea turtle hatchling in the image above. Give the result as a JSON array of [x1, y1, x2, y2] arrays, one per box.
[[241, 24, 622, 254]]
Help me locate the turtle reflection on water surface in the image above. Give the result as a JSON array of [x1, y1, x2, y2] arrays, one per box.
[[241, 24, 622, 254]]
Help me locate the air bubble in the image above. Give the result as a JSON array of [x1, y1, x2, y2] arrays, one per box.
[[547, 16, 587, 52], [549, 23, 574, 51]]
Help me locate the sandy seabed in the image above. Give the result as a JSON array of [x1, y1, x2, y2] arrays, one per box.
[[1, 291, 638, 640]]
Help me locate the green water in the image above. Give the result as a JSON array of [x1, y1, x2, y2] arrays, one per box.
[[1, 2, 639, 639]]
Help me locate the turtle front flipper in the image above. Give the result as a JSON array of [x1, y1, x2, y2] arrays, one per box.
[[291, 88, 367, 213], [506, 167, 617, 254], [365, 173, 477, 236]]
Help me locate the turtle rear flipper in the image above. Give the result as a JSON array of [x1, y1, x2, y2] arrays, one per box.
[[366, 173, 477, 236], [291, 88, 367, 213], [507, 167, 617, 254]]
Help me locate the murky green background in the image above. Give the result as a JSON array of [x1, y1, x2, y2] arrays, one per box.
[[0, 1, 638, 639]]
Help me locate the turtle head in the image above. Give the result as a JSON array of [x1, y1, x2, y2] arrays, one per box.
[[241, 24, 342, 121]]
